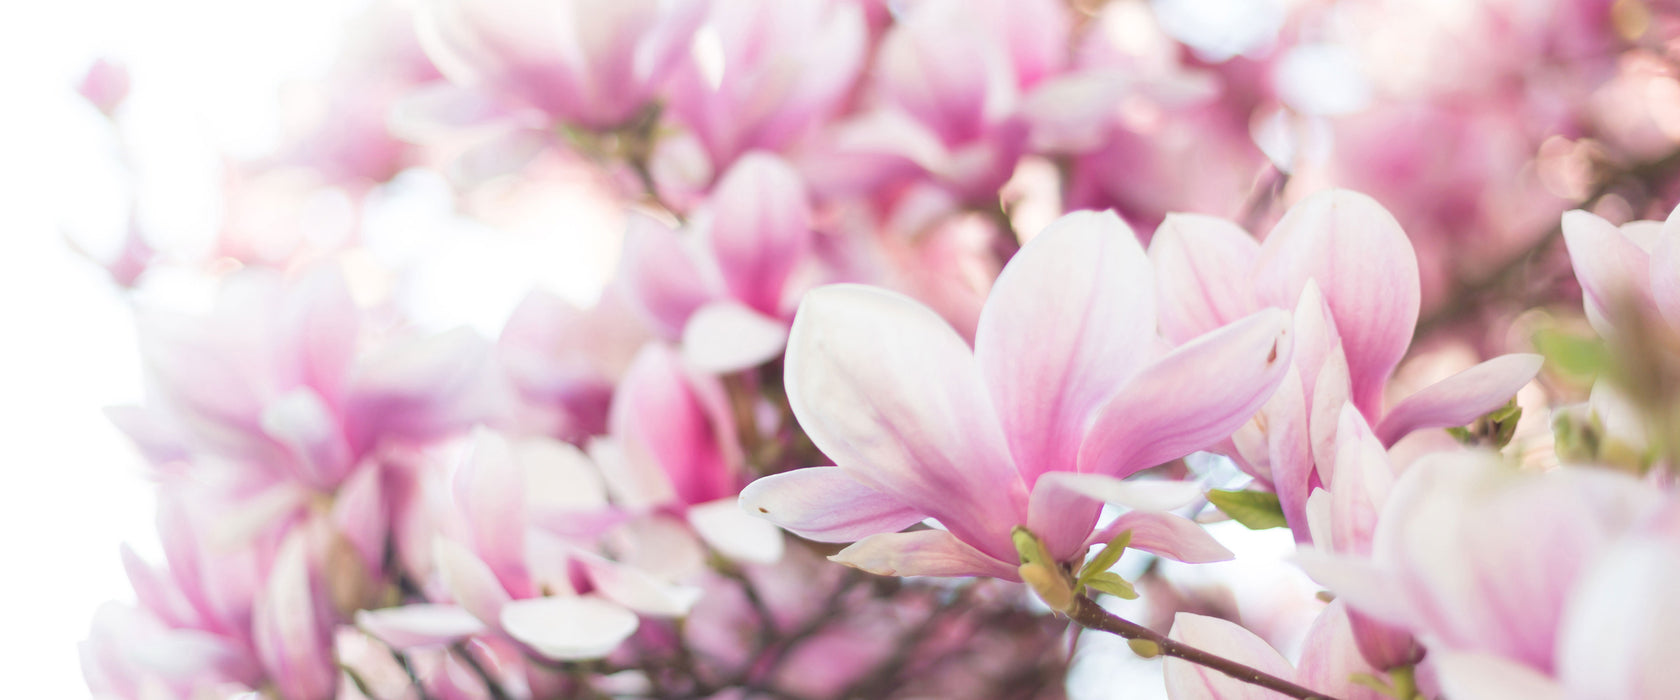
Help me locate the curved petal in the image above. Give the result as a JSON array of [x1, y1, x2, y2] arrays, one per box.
[[575, 553, 702, 618], [1653, 206, 1680, 332], [829, 529, 1018, 580], [975, 210, 1156, 484], [1295, 602, 1386, 700], [1433, 652, 1566, 700], [738, 466, 927, 543], [1327, 403, 1392, 557], [1561, 209, 1652, 338], [616, 213, 723, 339], [1088, 511, 1232, 564], [1027, 473, 1205, 563], [786, 284, 1026, 562], [453, 429, 530, 597], [1080, 309, 1294, 479], [499, 596, 639, 661], [1256, 190, 1418, 417], [1149, 213, 1262, 345], [259, 388, 353, 489], [1266, 364, 1314, 542], [356, 604, 487, 650], [680, 301, 789, 374], [1164, 613, 1294, 700], [1374, 354, 1542, 446], [687, 497, 786, 564], [433, 538, 512, 627], [609, 344, 739, 507], [702, 152, 813, 314]]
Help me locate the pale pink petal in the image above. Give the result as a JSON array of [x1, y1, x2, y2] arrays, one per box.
[[975, 210, 1155, 485], [616, 213, 725, 339], [331, 464, 388, 575], [345, 327, 502, 450], [829, 529, 1019, 580], [1557, 534, 1680, 700], [1149, 213, 1262, 345], [702, 152, 813, 314], [1291, 550, 1412, 628], [1651, 204, 1680, 332], [738, 467, 928, 544], [282, 265, 360, 406], [610, 344, 740, 506], [356, 605, 487, 650], [433, 538, 512, 627], [499, 596, 639, 661], [1374, 354, 1542, 446], [1088, 511, 1232, 564], [575, 554, 702, 617], [1561, 208, 1653, 337], [686, 497, 786, 564], [1294, 602, 1386, 700], [252, 533, 335, 700], [453, 430, 530, 597], [1308, 344, 1352, 481], [1433, 652, 1566, 700], [1255, 190, 1418, 417], [1164, 613, 1294, 700], [259, 388, 353, 489], [680, 301, 789, 374], [519, 438, 609, 513], [1265, 364, 1314, 541], [786, 284, 1026, 562], [1026, 473, 1204, 562], [1327, 403, 1391, 556], [874, 4, 995, 146], [1080, 309, 1294, 479]]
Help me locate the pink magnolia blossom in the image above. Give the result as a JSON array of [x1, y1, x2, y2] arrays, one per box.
[[1300, 451, 1676, 698], [1163, 602, 1384, 700], [359, 430, 699, 662], [498, 286, 652, 440], [742, 209, 1294, 578], [414, 0, 705, 130], [618, 152, 816, 373], [659, 0, 867, 184], [1561, 202, 1680, 338], [1149, 190, 1541, 537], [119, 264, 504, 495]]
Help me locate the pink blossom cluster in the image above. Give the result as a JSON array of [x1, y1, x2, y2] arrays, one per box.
[[71, 1, 1680, 699]]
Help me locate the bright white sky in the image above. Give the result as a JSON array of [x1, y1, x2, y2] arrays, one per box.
[[0, 0, 359, 695]]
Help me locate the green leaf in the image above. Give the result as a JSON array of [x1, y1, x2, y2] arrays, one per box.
[[1206, 489, 1288, 530], [1083, 571, 1139, 600], [1533, 327, 1609, 380], [1076, 529, 1132, 584]]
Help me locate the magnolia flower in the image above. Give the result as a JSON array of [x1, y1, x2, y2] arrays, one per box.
[[1149, 190, 1541, 536], [414, 0, 705, 130], [1301, 451, 1676, 698], [742, 209, 1294, 578], [360, 430, 699, 661], [1163, 602, 1384, 700], [1561, 203, 1680, 339], [618, 153, 816, 373]]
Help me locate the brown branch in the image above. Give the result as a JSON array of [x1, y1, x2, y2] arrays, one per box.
[[1069, 596, 1337, 700]]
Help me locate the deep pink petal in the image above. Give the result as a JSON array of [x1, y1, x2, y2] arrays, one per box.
[[610, 344, 740, 506], [1374, 354, 1542, 446], [829, 529, 1018, 580], [738, 466, 927, 543], [785, 284, 1026, 562], [1079, 309, 1294, 479], [975, 210, 1155, 485], [1255, 190, 1419, 418], [1149, 213, 1262, 345]]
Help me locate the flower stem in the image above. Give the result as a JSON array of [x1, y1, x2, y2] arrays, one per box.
[[1068, 596, 1339, 700]]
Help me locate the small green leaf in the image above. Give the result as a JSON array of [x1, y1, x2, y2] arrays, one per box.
[[1533, 327, 1610, 380], [1206, 489, 1288, 530], [1126, 639, 1161, 658], [1083, 571, 1139, 600], [1076, 529, 1132, 584]]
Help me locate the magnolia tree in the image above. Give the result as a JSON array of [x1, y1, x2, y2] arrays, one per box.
[[75, 0, 1680, 699]]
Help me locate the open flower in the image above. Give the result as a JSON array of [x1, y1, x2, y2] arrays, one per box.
[[742, 210, 1294, 578]]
